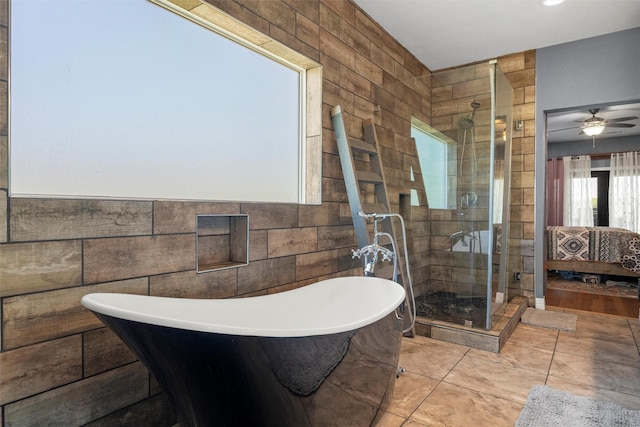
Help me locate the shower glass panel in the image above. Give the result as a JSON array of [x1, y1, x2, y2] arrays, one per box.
[[407, 61, 513, 330]]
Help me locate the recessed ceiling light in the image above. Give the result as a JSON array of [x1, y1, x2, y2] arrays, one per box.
[[543, 0, 565, 5]]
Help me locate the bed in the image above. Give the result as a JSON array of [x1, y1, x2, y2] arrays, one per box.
[[545, 226, 640, 279]]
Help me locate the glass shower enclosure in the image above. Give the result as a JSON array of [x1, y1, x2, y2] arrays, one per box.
[[409, 61, 514, 330]]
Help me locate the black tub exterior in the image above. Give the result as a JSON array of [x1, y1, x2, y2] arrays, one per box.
[[95, 308, 404, 426]]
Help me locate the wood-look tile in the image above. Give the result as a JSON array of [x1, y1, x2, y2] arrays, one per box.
[[267, 227, 318, 257], [295, 249, 339, 281], [150, 269, 236, 299], [546, 375, 640, 411], [9, 198, 152, 241], [0, 189, 6, 243], [556, 332, 640, 367], [443, 356, 547, 404], [3, 362, 148, 426], [317, 225, 355, 251], [83, 327, 136, 377], [83, 234, 194, 284], [153, 201, 240, 234], [84, 392, 176, 427], [549, 350, 640, 396], [297, 202, 341, 227], [0, 335, 82, 405], [241, 203, 298, 229], [410, 382, 522, 427], [0, 240, 82, 297], [2, 278, 148, 349], [237, 256, 296, 295]]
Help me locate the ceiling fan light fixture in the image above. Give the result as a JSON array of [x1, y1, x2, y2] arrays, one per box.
[[583, 123, 605, 136]]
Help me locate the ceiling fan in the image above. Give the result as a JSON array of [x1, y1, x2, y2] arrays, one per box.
[[578, 108, 637, 136], [548, 107, 638, 137]]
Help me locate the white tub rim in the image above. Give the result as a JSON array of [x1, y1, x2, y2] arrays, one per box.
[[81, 276, 405, 338]]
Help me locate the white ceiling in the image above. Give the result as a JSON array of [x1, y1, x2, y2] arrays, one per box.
[[354, 0, 640, 145], [353, 0, 640, 71]]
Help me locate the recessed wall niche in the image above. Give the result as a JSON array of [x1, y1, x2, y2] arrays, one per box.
[[196, 214, 249, 273]]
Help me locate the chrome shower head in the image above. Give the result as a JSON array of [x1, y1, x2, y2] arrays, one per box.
[[458, 117, 475, 129], [457, 101, 481, 129]]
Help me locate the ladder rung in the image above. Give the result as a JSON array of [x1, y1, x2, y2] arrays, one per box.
[[348, 137, 378, 154], [357, 171, 383, 184]]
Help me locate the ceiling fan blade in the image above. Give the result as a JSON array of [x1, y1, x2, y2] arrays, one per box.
[[606, 116, 639, 123], [548, 126, 581, 133], [606, 123, 636, 128]]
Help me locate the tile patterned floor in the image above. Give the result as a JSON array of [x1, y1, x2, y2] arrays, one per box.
[[375, 307, 640, 426]]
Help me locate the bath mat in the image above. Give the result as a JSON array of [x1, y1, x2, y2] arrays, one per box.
[[516, 385, 640, 426], [520, 307, 577, 332]]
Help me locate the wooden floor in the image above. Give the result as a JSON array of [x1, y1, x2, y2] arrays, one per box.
[[546, 275, 639, 318]]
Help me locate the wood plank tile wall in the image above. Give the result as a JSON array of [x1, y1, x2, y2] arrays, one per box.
[[0, 0, 535, 425]]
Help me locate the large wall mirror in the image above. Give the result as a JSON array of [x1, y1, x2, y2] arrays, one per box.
[[10, 0, 322, 204]]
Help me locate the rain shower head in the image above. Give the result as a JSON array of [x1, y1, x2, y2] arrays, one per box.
[[457, 102, 481, 129]]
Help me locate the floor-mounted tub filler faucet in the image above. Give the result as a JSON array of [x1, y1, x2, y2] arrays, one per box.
[[351, 211, 416, 337], [351, 215, 397, 279]]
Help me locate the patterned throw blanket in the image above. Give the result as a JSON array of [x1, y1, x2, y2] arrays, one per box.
[[547, 226, 640, 273]]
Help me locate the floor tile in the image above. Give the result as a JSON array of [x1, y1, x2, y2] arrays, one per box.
[[399, 339, 467, 381], [384, 310, 640, 427], [402, 421, 428, 427], [556, 331, 640, 367], [628, 319, 640, 348], [546, 375, 640, 410], [466, 341, 554, 374], [505, 323, 558, 352], [386, 371, 439, 418], [372, 410, 406, 427], [442, 356, 547, 404], [405, 335, 470, 355], [409, 382, 522, 427], [549, 350, 640, 396]]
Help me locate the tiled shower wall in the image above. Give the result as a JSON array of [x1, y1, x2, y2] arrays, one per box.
[[0, 0, 535, 425], [426, 55, 537, 299]]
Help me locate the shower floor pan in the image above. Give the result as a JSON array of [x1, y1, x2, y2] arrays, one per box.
[[413, 293, 528, 353]]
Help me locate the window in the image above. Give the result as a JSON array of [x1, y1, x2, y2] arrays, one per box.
[[590, 171, 609, 226], [411, 119, 455, 209], [10, 0, 322, 203]]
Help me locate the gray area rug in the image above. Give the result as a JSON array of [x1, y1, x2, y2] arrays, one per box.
[[516, 385, 640, 427], [520, 307, 577, 332]]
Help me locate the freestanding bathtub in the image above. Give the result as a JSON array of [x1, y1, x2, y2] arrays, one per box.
[[81, 276, 406, 426]]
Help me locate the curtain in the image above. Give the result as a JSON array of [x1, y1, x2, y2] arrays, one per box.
[[609, 151, 640, 233], [547, 158, 564, 226], [563, 155, 593, 226], [493, 159, 504, 224]]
